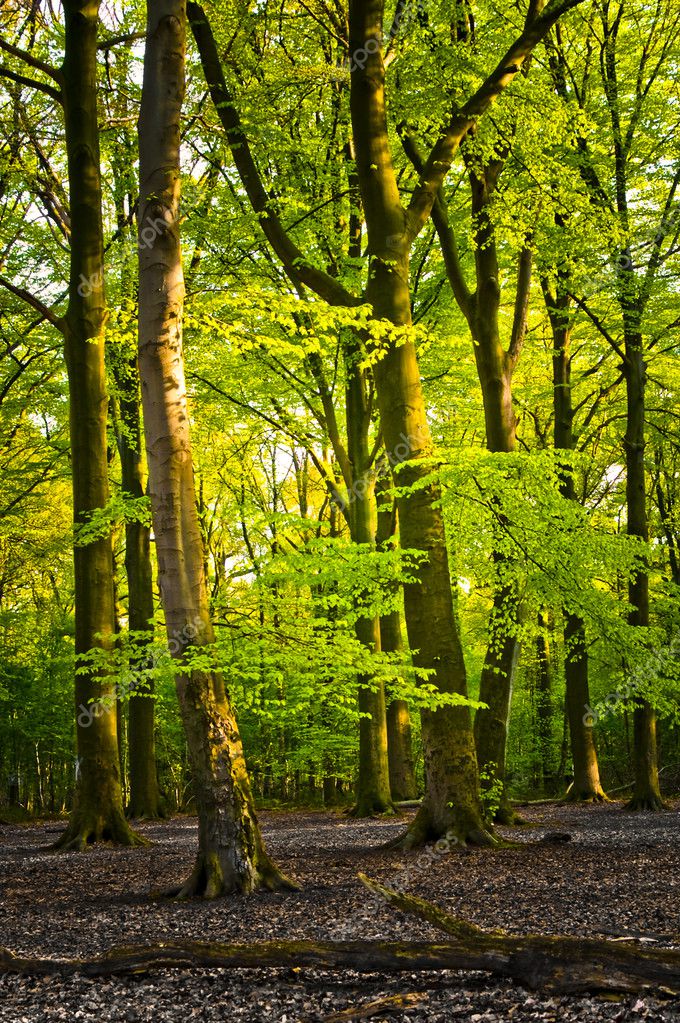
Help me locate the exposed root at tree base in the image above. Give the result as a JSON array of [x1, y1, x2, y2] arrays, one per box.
[[384, 806, 498, 851], [161, 852, 300, 900], [126, 804, 169, 823], [625, 793, 668, 812], [345, 801, 398, 819], [493, 804, 529, 826], [50, 813, 148, 852], [565, 788, 609, 804]]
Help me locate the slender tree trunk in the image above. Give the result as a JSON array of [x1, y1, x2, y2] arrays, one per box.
[[535, 613, 554, 791], [376, 475, 417, 801], [543, 279, 607, 802], [348, 0, 490, 847], [382, 613, 418, 801], [468, 300, 521, 824], [137, 0, 293, 895], [623, 333, 664, 810], [346, 354, 393, 816], [114, 364, 163, 819], [423, 158, 525, 823], [54, 0, 142, 851]]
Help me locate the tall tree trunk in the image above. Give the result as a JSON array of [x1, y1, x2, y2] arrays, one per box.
[[405, 148, 526, 823], [345, 337, 392, 816], [54, 0, 142, 851], [114, 362, 163, 819], [137, 0, 293, 895], [365, 271, 489, 846], [343, 138, 392, 816], [535, 612, 554, 792], [465, 183, 525, 825], [544, 279, 606, 802], [623, 332, 664, 811], [348, 0, 491, 847], [376, 474, 417, 801]]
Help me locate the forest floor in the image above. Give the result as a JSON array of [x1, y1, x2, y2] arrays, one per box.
[[1, 801, 679, 1022]]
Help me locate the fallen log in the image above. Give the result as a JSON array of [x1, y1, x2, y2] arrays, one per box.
[[357, 873, 680, 995], [1, 876, 680, 995], [1, 926, 679, 996]]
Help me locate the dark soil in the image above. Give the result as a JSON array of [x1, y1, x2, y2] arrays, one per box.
[[1, 801, 679, 1021]]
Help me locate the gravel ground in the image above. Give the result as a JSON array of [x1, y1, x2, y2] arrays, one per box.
[[1, 802, 679, 1021]]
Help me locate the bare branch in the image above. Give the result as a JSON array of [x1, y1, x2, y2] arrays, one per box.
[[0, 276, 64, 332], [0, 65, 61, 103]]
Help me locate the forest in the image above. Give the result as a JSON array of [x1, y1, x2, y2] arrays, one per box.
[[0, 0, 679, 1020]]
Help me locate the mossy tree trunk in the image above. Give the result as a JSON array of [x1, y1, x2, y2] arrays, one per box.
[[137, 0, 293, 895], [344, 176, 392, 817], [401, 125, 529, 824], [535, 613, 554, 791], [54, 0, 143, 851]]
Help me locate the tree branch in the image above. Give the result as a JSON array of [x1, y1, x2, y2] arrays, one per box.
[[0, 276, 64, 332], [187, 2, 357, 309], [406, 0, 588, 240], [0, 65, 62, 103], [0, 38, 63, 85]]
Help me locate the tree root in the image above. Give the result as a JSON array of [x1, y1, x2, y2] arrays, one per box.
[[493, 803, 529, 826], [161, 851, 299, 900], [625, 793, 668, 812], [50, 811, 148, 852], [386, 803, 498, 850], [345, 801, 398, 819], [565, 787, 609, 804]]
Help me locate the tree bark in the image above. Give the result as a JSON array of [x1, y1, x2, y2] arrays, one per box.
[[137, 0, 294, 895], [348, 0, 489, 846], [403, 139, 526, 823], [113, 358, 163, 820], [544, 279, 606, 802], [53, 0, 142, 851], [344, 276, 392, 815], [376, 474, 417, 801], [382, 612, 418, 802], [3, 924, 680, 995], [623, 332, 664, 811], [535, 613, 554, 791]]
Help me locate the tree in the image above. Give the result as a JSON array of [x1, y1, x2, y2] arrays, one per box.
[[137, 0, 293, 895], [541, 256, 606, 801]]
